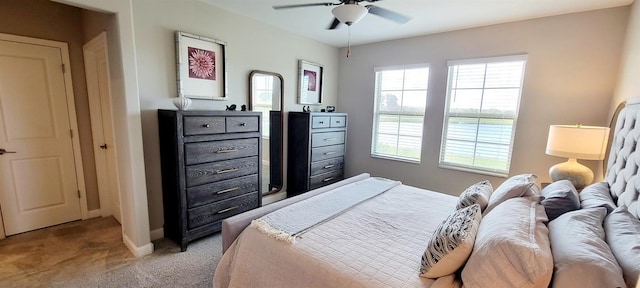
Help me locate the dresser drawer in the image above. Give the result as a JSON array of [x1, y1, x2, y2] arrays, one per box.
[[184, 116, 226, 136], [311, 144, 345, 162], [186, 174, 259, 208], [187, 192, 259, 229], [330, 116, 346, 128], [186, 156, 259, 187], [311, 116, 330, 128], [309, 170, 343, 190], [310, 157, 344, 177], [227, 116, 260, 133], [185, 138, 259, 165], [311, 131, 345, 148]]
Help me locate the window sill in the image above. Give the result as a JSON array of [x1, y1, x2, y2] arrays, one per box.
[[438, 163, 508, 178], [371, 154, 421, 164]]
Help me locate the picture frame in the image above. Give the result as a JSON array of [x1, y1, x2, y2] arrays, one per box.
[[175, 31, 227, 100], [297, 60, 324, 105]]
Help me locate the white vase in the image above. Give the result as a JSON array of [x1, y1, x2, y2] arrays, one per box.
[[172, 97, 192, 111]]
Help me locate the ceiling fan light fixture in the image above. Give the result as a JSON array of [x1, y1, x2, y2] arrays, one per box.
[[332, 4, 368, 26]]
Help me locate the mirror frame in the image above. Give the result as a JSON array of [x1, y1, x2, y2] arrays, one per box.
[[248, 70, 285, 195]]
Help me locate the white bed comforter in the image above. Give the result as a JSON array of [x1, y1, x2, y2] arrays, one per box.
[[213, 184, 459, 288]]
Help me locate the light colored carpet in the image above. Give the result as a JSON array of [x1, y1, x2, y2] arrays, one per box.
[[54, 235, 223, 288]]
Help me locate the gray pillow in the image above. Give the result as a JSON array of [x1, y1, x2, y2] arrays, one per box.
[[604, 205, 640, 288], [540, 180, 579, 221], [579, 182, 616, 213], [484, 174, 539, 215], [549, 207, 626, 288], [462, 197, 553, 288]]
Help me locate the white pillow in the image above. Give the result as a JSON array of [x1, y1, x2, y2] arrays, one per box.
[[455, 180, 492, 212], [484, 173, 538, 215], [462, 197, 553, 288], [549, 207, 626, 288], [420, 204, 482, 278]]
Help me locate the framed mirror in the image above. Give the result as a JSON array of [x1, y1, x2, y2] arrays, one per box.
[[249, 70, 284, 195]]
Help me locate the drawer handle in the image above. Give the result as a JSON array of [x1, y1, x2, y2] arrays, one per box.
[[240, 122, 246, 126], [216, 149, 238, 154], [324, 138, 337, 141], [215, 168, 238, 174], [323, 164, 335, 169], [336, 121, 341, 123], [217, 206, 238, 214], [202, 124, 211, 128], [319, 121, 324, 124], [323, 151, 336, 155], [216, 187, 239, 194], [323, 177, 335, 182]]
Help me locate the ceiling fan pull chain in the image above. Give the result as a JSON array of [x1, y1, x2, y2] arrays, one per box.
[[347, 26, 352, 58]]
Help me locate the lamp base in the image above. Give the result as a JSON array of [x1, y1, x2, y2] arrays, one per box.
[[549, 158, 593, 190]]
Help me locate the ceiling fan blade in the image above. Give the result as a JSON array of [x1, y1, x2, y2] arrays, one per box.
[[365, 5, 411, 24], [273, 2, 339, 9], [327, 17, 341, 30]]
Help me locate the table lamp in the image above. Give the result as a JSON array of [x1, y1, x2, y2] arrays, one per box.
[[545, 124, 610, 190]]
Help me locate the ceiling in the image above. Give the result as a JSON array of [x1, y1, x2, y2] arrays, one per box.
[[200, 0, 633, 48]]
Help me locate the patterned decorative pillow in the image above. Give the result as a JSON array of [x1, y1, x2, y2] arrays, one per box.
[[420, 204, 482, 278], [456, 181, 493, 212]]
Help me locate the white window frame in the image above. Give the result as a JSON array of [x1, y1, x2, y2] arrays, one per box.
[[439, 54, 528, 177], [371, 64, 429, 163]]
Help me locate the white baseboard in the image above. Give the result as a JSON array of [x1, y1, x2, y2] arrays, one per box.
[[150, 228, 164, 241], [123, 234, 154, 257], [87, 209, 102, 219]]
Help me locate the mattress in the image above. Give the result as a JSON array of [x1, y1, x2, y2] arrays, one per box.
[[213, 183, 458, 288]]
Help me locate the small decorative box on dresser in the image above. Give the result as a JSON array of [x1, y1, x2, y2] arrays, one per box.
[[158, 110, 261, 251], [287, 112, 347, 197]]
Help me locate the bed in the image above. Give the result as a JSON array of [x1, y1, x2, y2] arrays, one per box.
[[213, 98, 640, 288]]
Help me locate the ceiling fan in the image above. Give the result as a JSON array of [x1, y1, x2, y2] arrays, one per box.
[[273, 0, 411, 30]]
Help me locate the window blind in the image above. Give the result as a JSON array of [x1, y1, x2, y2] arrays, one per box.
[[440, 55, 527, 176], [371, 65, 429, 162]]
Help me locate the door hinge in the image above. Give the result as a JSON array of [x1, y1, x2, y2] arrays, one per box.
[[77, 190, 81, 199], [70, 129, 73, 138], [62, 64, 66, 74]]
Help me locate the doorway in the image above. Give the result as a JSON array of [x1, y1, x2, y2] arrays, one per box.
[[0, 33, 87, 236], [84, 32, 122, 224]]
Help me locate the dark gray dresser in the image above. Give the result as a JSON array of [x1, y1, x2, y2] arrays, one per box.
[[287, 112, 347, 197], [158, 110, 261, 251]]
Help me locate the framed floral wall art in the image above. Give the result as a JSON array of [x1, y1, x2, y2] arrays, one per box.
[[175, 31, 227, 100], [298, 60, 324, 105]]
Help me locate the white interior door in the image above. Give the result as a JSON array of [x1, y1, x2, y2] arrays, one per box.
[[84, 32, 122, 223], [0, 37, 82, 235]]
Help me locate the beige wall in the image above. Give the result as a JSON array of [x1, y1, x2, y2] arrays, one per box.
[[0, 0, 100, 210], [338, 7, 629, 196], [131, 0, 339, 230], [612, 1, 640, 111]]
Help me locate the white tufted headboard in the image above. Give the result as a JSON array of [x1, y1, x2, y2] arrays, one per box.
[[605, 97, 640, 220]]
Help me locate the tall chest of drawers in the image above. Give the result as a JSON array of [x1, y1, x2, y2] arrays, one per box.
[[287, 112, 347, 197], [158, 110, 261, 251]]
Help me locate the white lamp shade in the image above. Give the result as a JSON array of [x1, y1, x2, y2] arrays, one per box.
[[545, 125, 610, 160], [332, 4, 368, 25]]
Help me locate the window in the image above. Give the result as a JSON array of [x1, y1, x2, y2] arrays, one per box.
[[371, 65, 429, 162], [251, 74, 273, 138], [439, 55, 527, 176]]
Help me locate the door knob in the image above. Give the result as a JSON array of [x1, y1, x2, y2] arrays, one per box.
[[0, 148, 16, 155], [100, 144, 108, 149]]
